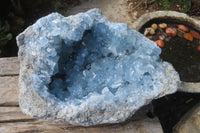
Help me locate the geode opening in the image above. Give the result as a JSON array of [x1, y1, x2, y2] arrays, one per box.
[[48, 28, 138, 101], [17, 9, 180, 126]]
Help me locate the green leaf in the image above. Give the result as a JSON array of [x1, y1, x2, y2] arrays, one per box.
[[6, 33, 12, 40], [0, 21, 10, 33], [20, 20, 25, 25], [0, 33, 12, 41], [3, 22, 10, 32], [161, 0, 170, 10]]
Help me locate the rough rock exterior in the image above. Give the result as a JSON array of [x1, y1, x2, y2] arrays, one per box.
[[16, 9, 180, 126]]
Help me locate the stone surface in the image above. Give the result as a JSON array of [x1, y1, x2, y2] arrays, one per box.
[[178, 82, 200, 93], [132, 11, 200, 31], [65, 0, 134, 28], [16, 9, 180, 126], [173, 103, 200, 133]]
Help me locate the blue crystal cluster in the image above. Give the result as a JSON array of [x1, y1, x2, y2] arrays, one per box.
[[17, 9, 180, 126]]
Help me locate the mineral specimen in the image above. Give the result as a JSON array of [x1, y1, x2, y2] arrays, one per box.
[[16, 9, 180, 126]]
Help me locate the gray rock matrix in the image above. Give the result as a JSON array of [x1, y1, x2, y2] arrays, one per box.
[[16, 9, 180, 126]]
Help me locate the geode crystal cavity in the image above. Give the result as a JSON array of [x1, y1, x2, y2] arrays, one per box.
[[17, 9, 180, 126]]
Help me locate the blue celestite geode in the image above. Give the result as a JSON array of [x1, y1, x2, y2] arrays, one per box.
[[16, 9, 180, 126]]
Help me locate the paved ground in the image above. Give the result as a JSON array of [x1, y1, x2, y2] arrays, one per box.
[[65, 0, 134, 28]]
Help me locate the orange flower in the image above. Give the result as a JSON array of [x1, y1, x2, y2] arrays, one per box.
[[155, 40, 164, 48], [178, 25, 189, 32], [190, 30, 200, 39], [184, 33, 193, 41], [197, 46, 200, 51], [166, 28, 177, 37]]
